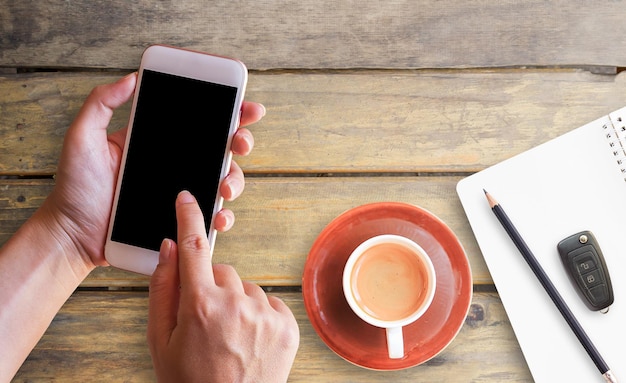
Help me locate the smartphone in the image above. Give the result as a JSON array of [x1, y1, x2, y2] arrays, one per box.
[[104, 45, 248, 275]]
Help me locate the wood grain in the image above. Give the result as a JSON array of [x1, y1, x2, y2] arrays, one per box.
[[0, 176, 491, 287], [12, 291, 532, 383], [3, 0, 619, 380], [2, 71, 626, 175], [2, 1, 625, 70]]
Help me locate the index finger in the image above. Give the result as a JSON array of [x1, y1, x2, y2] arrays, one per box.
[[175, 190, 215, 287]]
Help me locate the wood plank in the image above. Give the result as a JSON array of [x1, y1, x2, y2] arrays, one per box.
[[215, 176, 485, 285], [0, 73, 131, 175], [0, 179, 53, 243], [2, 70, 626, 175], [0, 177, 490, 287], [245, 70, 626, 173], [2, 1, 625, 70], [13, 291, 532, 382]]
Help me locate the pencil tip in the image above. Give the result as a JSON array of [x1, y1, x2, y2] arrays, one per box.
[[484, 189, 498, 208]]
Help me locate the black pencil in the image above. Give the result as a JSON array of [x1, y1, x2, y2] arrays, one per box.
[[484, 190, 617, 383]]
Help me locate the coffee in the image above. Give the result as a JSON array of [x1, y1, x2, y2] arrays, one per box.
[[343, 234, 436, 359], [348, 243, 430, 322]]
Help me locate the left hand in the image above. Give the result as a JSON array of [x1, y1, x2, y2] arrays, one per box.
[[38, 73, 262, 270]]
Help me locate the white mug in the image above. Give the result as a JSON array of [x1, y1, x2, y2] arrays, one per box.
[[343, 234, 436, 359]]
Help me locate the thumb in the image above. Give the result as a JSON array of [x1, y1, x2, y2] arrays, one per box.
[[147, 238, 180, 350], [70, 72, 137, 137]]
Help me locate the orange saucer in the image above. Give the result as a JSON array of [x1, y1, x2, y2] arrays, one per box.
[[302, 202, 472, 370]]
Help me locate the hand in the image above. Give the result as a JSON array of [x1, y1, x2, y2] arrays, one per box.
[[38, 73, 262, 270], [148, 191, 300, 383]]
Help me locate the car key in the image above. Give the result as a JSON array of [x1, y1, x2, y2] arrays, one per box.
[[557, 231, 614, 312]]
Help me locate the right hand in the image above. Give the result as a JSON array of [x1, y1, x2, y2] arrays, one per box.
[[147, 191, 300, 382]]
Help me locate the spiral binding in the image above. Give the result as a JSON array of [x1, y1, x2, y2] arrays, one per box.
[[605, 112, 626, 181]]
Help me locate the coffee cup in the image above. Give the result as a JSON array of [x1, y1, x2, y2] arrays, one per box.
[[342, 234, 436, 359]]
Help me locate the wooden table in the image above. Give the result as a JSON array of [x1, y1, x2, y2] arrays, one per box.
[[4, 1, 626, 381]]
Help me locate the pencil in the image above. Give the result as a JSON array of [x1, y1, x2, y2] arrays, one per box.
[[484, 190, 617, 383]]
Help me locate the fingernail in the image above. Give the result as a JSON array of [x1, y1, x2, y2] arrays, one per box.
[[223, 213, 234, 229], [259, 103, 266, 117], [225, 177, 243, 200], [177, 190, 196, 205], [243, 131, 255, 149], [122, 71, 137, 81], [159, 238, 172, 263]]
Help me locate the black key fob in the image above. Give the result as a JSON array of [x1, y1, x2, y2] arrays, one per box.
[[557, 231, 614, 312]]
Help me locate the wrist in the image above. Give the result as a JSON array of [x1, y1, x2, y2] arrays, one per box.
[[0, 195, 96, 379], [31, 199, 97, 282]]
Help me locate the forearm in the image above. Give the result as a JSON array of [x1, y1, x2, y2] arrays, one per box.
[[0, 205, 94, 382]]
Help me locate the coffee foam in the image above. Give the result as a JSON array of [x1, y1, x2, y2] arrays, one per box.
[[350, 243, 429, 322]]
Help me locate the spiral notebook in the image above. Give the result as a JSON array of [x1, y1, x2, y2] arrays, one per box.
[[457, 107, 626, 382]]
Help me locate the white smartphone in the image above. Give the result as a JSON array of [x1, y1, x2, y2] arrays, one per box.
[[104, 45, 248, 275]]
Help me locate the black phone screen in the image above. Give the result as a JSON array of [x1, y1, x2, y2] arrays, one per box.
[[110, 69, 238, 251]]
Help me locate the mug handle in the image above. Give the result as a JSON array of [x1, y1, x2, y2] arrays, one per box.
[[386, 326, 404, 359]]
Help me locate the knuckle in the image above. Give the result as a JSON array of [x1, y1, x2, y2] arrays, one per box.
[[177, 233, 210, 254], [242, 280, 260, 291], [213, 263, 238, 277], [273, 299, 300, 342]]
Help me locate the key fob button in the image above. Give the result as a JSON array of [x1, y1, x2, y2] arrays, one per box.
[[581, 269, 601, 288], [573, 253, 596, 273], [589, 284, 609, 303]]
